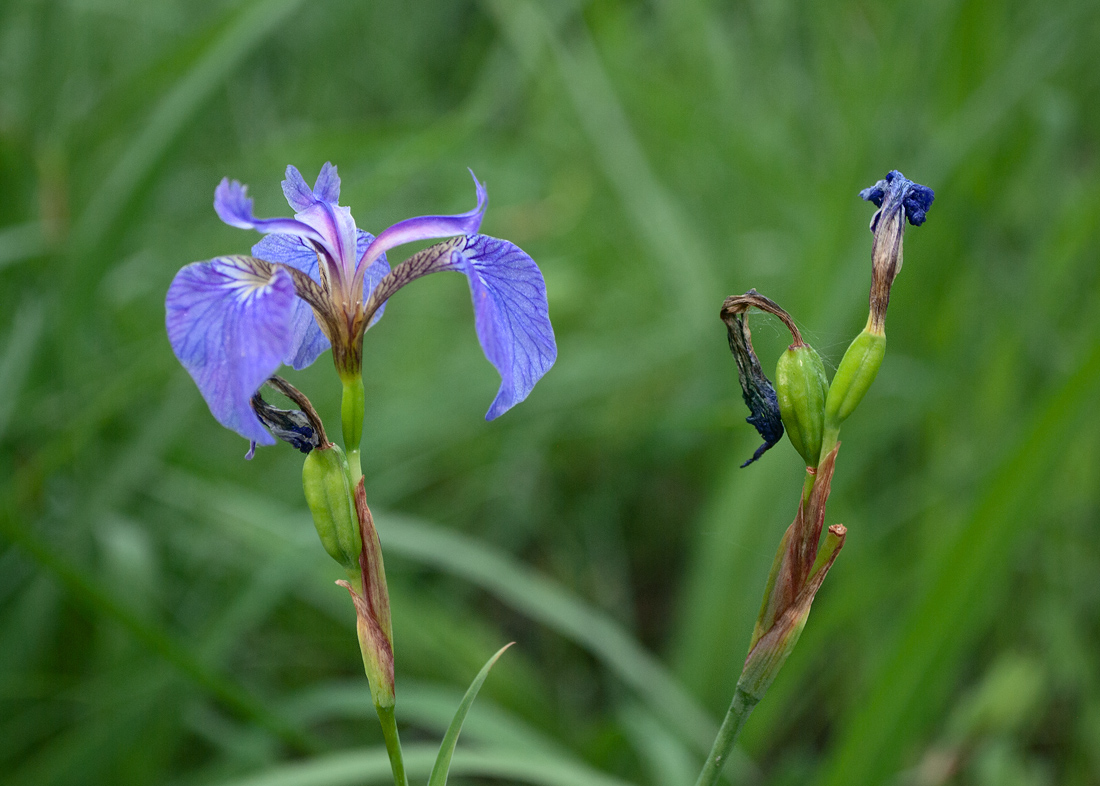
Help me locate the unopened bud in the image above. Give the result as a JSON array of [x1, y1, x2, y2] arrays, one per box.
[[302, 443, 361, 571], [824, 328, 886, 429], [775, 344, 828, 468]]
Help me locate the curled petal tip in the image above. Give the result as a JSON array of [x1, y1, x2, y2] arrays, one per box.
[[468, 168, 488, 220], [214, 178, 253, 229]]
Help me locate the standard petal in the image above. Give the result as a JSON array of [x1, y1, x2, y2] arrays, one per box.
[[215, 178, 325, 242], [313, 162, 341, 204], [253, 234, 331, 369], [281, 165, 316, 212], [357, 171, 487, 275], [166, 255, 296, 444], [451, 235, 556, 419]]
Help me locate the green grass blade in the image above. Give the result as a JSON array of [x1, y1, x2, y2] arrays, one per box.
[[0, 300, 44, 442], [818, 338, 1100, 786], [152, 475, 721, 755], [428, 642, 513, 786], [67, 0, 305, 265], [210, 744, 639, 786]]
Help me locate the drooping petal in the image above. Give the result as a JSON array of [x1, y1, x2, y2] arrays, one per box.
[[215, 178, 325, 242], [166, 255, 296, 445], [364, 234, 555, 419], [357, 171, 487, 276], [252, 234, 331, 369], [453, 236, 556, 419]]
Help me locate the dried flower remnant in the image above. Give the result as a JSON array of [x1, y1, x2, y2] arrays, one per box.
[[859, 170, 934, 333], [720, 290, 805, 467]]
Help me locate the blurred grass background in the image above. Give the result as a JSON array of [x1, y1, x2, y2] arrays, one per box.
[[2, 0, 1099, 784]]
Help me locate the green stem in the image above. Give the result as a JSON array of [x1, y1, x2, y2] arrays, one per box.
[[819, 424, 840, 467], [341, 374, 364, 485], [693, 686, 759, 786], [376, 704, 409, 786]]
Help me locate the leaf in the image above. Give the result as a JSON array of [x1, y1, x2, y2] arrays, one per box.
[[428, 642, 513, 786]]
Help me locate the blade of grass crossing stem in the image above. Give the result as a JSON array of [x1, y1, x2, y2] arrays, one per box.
[[428, 643, 514, 786]]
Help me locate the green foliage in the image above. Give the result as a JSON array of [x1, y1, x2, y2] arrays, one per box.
[[2, 0, 1100, 785]]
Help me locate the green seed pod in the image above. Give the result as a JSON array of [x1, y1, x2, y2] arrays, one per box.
[[824, 328, 886, 429], [775, 344, 828, 467], [302, 444, 361, 571]]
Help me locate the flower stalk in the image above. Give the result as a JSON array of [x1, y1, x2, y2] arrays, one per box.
[[696, 170, 933, 784]]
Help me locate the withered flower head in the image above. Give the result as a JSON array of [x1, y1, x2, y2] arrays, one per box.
[[859, 170, 934, 333]]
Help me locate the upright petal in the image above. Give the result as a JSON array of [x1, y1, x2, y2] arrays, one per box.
[[252, 234, 331, 369], [215, 178, 325, 242], [281, 165, 316, 212], [166, 255, 296, 445], [357, 171, 487, 277], [312, 162, 341, 204], [276, 164, 358, 281], [452, 236, 556, 419]]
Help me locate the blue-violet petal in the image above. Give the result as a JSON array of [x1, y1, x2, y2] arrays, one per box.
[[359, 171, 487, 273], [166, 255, 296, 445], [215, 178, 324, 242], [450, 235, 556, 419]]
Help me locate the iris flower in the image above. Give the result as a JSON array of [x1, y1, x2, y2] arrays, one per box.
[[166, 163, 556, 451]]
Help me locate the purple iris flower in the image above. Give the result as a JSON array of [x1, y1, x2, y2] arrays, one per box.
[[166, 163, 557, 450]]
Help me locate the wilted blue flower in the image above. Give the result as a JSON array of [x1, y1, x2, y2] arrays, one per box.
[[166, 163, 557, 450], [859, 170, 934, 332], [859, 169, 934, 230]]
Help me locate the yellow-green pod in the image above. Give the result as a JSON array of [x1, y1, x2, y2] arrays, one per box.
[[775, 344, 828, 467], [824, 328, 886, 428], [302, 444, 361, 571]]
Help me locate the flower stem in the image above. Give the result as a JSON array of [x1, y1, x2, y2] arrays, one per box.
[[693, 686, 759, 786], [341, 374, 365, 485], [376, 704, 409, 786]]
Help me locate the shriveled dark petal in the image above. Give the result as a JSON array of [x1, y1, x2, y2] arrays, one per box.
[[860, 170, 935, 230], [165, 255, 295, 446], [361, 234, 556, 419], [250, 392, 319, 454], [725, 312, 784, 467], [902, 183, 935, 226]]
